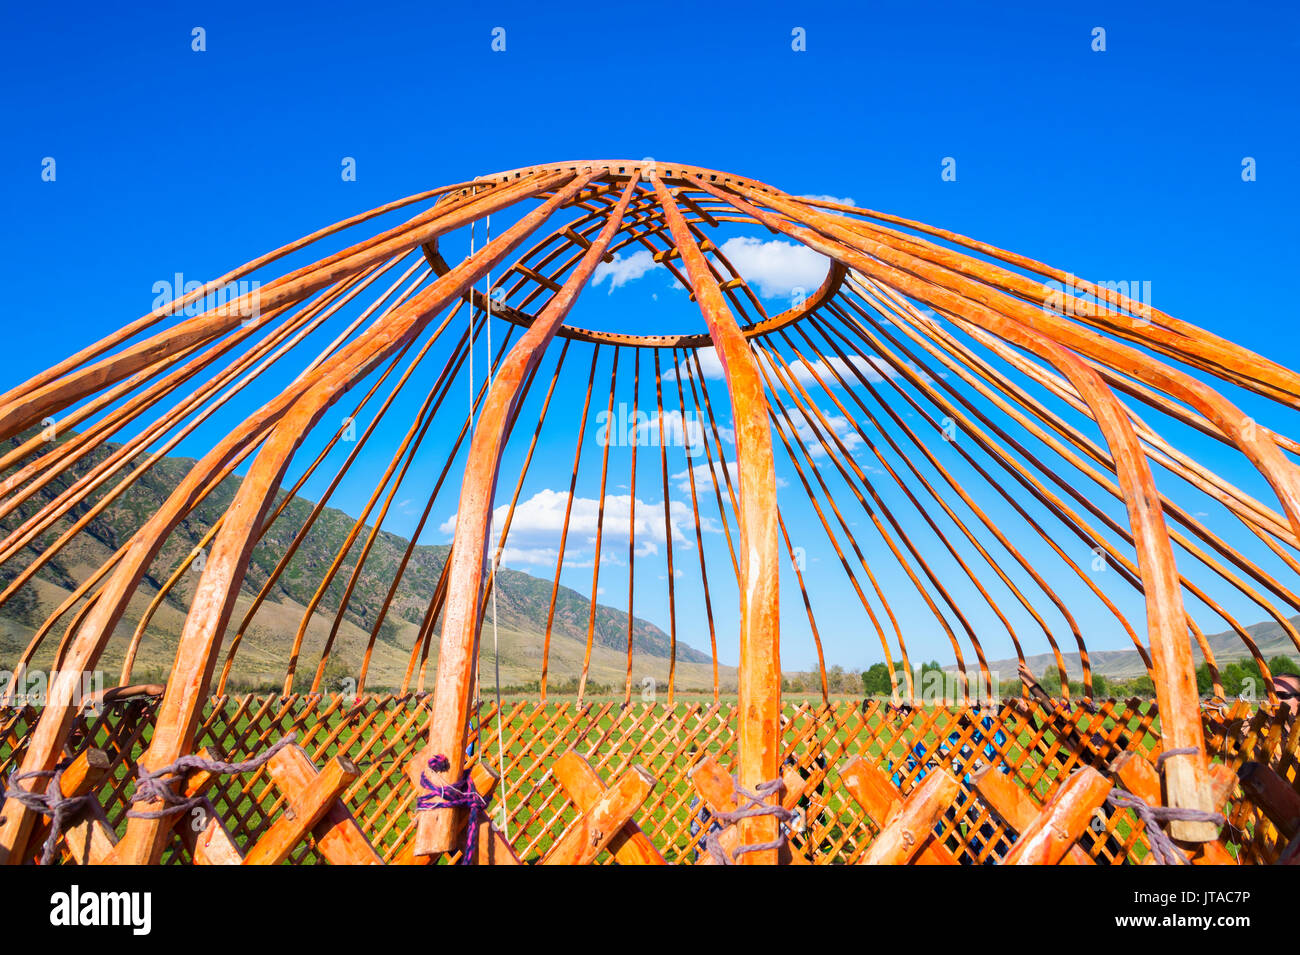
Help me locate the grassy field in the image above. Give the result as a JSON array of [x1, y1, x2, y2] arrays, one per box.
[[1, 692, 1209, 864]]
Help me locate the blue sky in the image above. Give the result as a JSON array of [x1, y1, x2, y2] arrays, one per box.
[[3, 1, 1299, 677]]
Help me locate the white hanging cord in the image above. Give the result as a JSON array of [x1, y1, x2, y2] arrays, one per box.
[[468, 192, 476, 426], [461, 198, 509, 837], [465, 192, 491, 829], [484, 212, 510, 838], [486, 214, 493, 384], [490, 538, 509, 838]]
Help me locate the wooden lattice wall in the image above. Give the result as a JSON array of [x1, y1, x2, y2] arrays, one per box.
[[2, 695, 1294, 864], [7, 160, 1300, 862]]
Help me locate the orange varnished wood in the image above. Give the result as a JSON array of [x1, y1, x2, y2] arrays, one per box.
[[972, 764, 1094, 865], [654, 175, 782, 863], [541, 764, 656, 865], [263, 744, 383, 866], [860, 768, 961, 865], [841, 756, 960, 865], [242, 754, 358, 865], [418, 173, 632, 854], [1003, 768, 1112, 865], [551, 750, 666, 865]]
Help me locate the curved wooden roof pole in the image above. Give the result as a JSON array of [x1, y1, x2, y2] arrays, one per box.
[[104, 173, 599, 866], [9, 159, 1299, 864], [416, 174, 638, 856], [0, 176, 548, 446], [0, 171, 579, 865], [0, 182, 473, 413], [705, 179, 1216, 841], [751, 193, 1300, 543], [652, 173, 783, 864], [800, 195, 1300, 406]]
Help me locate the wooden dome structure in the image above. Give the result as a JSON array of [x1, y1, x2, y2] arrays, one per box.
[[1, 160, 1298, 864]]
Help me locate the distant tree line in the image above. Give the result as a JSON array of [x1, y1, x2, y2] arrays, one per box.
[[778, 654, 1300, 700], [1031, 655, 1297, 700]]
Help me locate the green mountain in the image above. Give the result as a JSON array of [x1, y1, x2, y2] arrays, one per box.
[[986, 616, 1300, 683], [0, 431, 725, 693]]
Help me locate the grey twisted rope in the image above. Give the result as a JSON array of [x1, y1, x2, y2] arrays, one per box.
[[705, 778, 795, 865], [126, 733, 297, 819], [1155, 746, 1200, 771], [1107, 749, 1225, 866], [3, 764, 90, 865]]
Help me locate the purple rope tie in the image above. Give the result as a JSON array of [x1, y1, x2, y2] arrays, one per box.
[[4, 764, 91, 865], [417, 754, 486, 865], [704, 778, 794, 865], [126, 733, 297, 819]]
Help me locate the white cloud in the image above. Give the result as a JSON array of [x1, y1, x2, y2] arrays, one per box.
[[670, 460, 785, 498], [662, 346, 726, 387], [665, 462, 785, 496], [497, 545, 562, 568], [593, 249, 660, 292], [801, 194, 857, 207], [787, 413, 864, 459], [673, 460, 738, 495], [597, 408, 708, 455], [439, 488, 714, 569], [694, 346, 726, 379], [781, 355, 927, 389], [717, 237, 830, 299]]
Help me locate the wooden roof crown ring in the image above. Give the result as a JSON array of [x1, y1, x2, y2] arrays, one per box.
[[0, 159, 1297, 862]]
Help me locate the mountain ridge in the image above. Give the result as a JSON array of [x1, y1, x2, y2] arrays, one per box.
[[983, 615, 1300, 682], [0, 431, 728, 691]]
